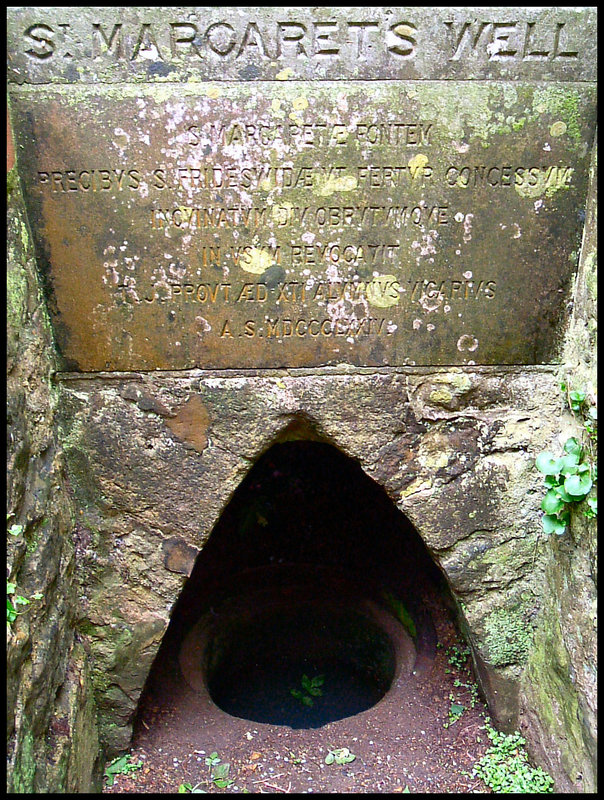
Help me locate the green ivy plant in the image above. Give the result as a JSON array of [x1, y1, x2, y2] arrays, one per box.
[[535, 384, 597, 536], [7, 582, 43, 630], [103, 754, 143, 787], [471, 723, 554, 793], [536, 436, 594, 535]]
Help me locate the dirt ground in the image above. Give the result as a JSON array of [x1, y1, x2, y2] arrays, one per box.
[[103, 580, 494, 794]]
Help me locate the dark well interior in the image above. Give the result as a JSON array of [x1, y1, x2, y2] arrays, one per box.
[[135, 441, 454, 728]]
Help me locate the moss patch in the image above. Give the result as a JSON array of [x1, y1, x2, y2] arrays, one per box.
[[484, 605, 532, 667]]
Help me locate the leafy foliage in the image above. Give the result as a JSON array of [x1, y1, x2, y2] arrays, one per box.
[[444, 644, 470, 671], [7, 582, 43, 629], [381, 590, 417, 639], [202, 751, 234, 788], [290, 674, 324, 707], [536, 382, 598, 535], [104, 755, 143, 786], [472, 724, 554, 793], [536, 435, 595, 536]]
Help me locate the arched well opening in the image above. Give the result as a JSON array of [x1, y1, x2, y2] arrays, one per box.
[[134, 440, 468, 732]]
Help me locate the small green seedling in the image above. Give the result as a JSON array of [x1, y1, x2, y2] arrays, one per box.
[[290, 674, 324, 707], [381, 591, 417, 639], [203, 752, 233, 788], [445, 644, 470, 671], [178, 782, 206, 793], [454, 678, 479, 707], [103, 755, 143, 786], [325, 747, 356, 765], [212, 763, 234, 789], [204, 752, 221, 769], [7, 583, 43, 629], [444, 699, 466, 728]]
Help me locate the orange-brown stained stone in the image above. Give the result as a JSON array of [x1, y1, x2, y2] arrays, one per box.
[[165, 396, 210, 453], [7, 108, 15, 172]]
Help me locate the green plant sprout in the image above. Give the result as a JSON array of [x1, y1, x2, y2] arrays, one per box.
[[204, 752, 220, 769], [381, 590, 417, 639], [453, 678, 479, 707], [103, 754, 143, 787], [325, 747, 356, 765], [203, 751, 233, 788], [290, 674, 324, 707], [443, 692, 466, 728], [178, 783, 206, 793], [445, 644, 470, 671], [7, 582, 43, 630], [536, 382, 598, 534]]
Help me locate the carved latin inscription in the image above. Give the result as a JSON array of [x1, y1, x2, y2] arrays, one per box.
[[9, 79, 596, 370]]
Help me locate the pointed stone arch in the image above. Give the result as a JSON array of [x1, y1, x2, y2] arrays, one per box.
[[134, 434, 453, 732]]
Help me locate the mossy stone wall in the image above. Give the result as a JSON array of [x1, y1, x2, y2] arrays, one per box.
[[6, 160, 102, 793]]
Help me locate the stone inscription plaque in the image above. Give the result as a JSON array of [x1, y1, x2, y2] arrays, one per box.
[[7, 9, 597, 371]]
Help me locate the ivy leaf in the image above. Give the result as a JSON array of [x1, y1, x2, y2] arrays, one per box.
[[563, 437, 582, 456], [14, 595, 30, 606], [542, 515, 567, 536], [535, 453, 562, 475], [564, 473, 593, 498], [558, 453, 580, 474], [554, 485, 574, 503], [325, 748, 356, 765], [540, 489, 565, 515], [212, 763, 230, 780], [105, 756, 129, 775]]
